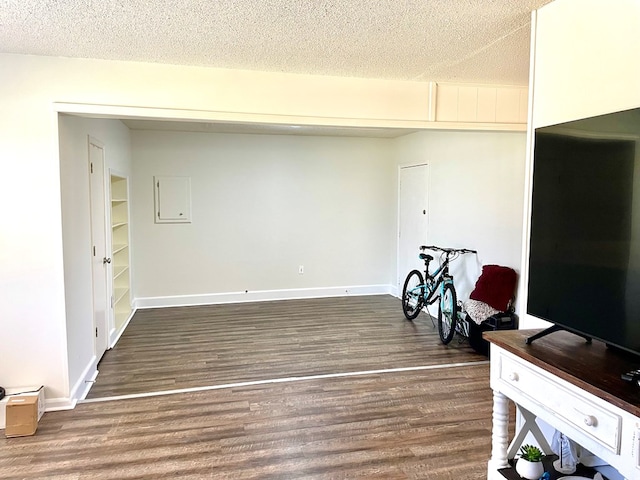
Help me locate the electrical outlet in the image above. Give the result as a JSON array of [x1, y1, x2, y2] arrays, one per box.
[[298, 265, 304, 274]]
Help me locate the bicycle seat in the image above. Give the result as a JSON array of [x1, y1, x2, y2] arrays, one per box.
[[419, 253, 433, 262]]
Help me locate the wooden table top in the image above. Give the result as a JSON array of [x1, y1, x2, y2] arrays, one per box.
[[484, 329, 640, 417]]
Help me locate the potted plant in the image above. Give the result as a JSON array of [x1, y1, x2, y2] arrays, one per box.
[[515, 444, 545, 480]]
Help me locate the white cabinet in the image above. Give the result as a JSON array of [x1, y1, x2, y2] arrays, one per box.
[[497, 353, 622, 454], [110, 173, 131, 331], [486, 330, 640, 480]]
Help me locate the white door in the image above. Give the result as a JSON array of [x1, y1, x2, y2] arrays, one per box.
[[398, 164, 429, 289], [88, 138, 110, 360]]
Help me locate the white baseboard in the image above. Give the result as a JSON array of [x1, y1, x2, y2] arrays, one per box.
[[134, 284, 394, 309], [63, 354, 100, 409], [78, 369, 99, 402], [45, 396, 76, 411], [44, 314, 131, 413]]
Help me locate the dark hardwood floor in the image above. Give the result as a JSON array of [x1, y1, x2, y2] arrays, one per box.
[[1, 295, 496, 479], [87, 295, 485, 399], [1, 367, 493, 479]]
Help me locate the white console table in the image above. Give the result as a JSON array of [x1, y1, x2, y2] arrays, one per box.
[[485, 329, 640, 480]]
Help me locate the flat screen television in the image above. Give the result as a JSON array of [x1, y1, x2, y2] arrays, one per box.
[[528, 107, 640, 358]]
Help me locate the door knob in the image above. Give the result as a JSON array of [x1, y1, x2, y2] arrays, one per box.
[[103, 257, 111, 264]]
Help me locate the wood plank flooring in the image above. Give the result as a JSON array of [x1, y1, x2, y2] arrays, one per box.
[[1, 295, 499, 479], [87, 295, 485, 398], [1, 366, 493, 479]]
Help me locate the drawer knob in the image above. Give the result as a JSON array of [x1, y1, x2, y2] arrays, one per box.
[[508, 372, 519, 382], [583, 415, 597, 427]]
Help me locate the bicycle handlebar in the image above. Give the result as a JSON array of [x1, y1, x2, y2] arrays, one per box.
[[419, 245, 477, 255]]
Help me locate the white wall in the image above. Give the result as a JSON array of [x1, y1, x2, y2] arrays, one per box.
[[58, 115, 132, 403], [519, 0, 640, 329], [131, 131, 395, 303], [532, 0, 640, 129], [0, 52, 432, 404], [131, 128, 527, 308], [394, 130, 527, 303]]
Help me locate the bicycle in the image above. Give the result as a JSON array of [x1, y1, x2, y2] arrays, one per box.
[[401, 245, 477, 344]]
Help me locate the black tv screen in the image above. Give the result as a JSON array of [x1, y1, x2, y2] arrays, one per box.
[[528, 107, 640, 356]]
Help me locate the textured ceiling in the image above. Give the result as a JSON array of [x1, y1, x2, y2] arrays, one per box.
[[0, 0, 553, 85]]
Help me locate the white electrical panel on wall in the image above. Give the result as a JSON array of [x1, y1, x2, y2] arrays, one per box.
[[154, 176, 192, 223]]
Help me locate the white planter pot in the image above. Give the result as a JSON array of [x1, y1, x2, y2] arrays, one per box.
[[515, 458, 544, 480]]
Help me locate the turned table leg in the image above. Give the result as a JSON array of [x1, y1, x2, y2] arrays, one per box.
[[488, 389, 510, 475]]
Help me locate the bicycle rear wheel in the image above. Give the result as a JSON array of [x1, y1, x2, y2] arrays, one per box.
[[438, 283, 457, 344], [402, 270, 425, 320]]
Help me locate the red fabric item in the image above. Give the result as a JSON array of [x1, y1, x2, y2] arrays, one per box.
[[469, 265, 517, 312]]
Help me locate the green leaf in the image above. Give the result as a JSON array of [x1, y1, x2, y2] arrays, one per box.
[[518, 444, 544, 462]]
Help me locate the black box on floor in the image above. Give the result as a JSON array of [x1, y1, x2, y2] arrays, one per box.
[[468, 312, 518, 356]]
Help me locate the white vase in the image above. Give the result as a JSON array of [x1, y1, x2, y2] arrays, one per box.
[[515, 458, 544, 480]]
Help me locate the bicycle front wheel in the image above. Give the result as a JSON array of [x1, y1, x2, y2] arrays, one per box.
[[402, 270, 425, 320], [438, 283, 458, 344]]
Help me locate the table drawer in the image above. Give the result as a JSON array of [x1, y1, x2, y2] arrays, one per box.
[[498, 353, 621, 453]]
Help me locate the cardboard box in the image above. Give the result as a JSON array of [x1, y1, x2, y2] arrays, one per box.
[[5, 395, 39, 437], [1, 386, 45, 434]]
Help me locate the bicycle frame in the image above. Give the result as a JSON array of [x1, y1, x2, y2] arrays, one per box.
[[421, 262, 451, 304], [412, 253, 454, 306]]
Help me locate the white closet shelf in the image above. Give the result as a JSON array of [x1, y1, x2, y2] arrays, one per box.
[[113, 265, 129, 279], [114, 287, 130, 305], [113, 244, 128, 255]]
